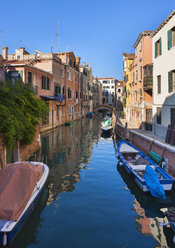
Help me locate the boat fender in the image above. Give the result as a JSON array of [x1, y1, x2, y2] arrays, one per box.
[[3, 233, 7, 246], [119, 162, 123, 166]]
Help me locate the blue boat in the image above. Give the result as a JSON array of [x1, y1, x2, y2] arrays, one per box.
[[117, 140, 174, 194], [0, 161, 49, 246], [86, 112, 94, 118]]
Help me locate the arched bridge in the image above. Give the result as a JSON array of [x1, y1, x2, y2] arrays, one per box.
[[93, 104, 114, 112]]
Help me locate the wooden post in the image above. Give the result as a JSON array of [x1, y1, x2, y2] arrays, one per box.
[[159, 147, 166, 167]]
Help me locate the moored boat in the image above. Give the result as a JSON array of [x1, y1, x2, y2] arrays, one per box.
[[101, 118, 112, 133], [117, 140, 174, 196], [0, 161, 49, 246]]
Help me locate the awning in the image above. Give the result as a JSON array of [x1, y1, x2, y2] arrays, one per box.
[[40, 95, 66, 103]]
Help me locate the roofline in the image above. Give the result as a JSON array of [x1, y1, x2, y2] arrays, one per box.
[[4, 63, 53, 76], [151, 10, 175, 37], [133, 31, 154, 48]]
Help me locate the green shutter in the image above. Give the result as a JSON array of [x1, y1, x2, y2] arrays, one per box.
[[42, 76, 44, 89], [159, 38, 162, 55], [168, 30, 172, 50], [168, 71, 173, 93], [155, 41, 158, 58], [47, 77, 50, 90]]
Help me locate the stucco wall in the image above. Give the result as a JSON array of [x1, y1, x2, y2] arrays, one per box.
[[152, 14, 175, 139]]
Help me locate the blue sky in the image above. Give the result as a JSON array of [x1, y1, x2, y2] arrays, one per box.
[[0, 0, 174, 79]]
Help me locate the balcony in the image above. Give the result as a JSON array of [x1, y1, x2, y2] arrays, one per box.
[[143, 76, 153, 91]]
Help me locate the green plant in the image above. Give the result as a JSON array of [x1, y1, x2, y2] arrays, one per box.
[[0, 80, 47, 167]]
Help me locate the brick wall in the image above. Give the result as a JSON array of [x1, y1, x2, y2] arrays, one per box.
[[129, 130, 175, 177]]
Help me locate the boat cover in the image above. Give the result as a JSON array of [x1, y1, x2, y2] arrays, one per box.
[[144, 165, 166, 199], [0, 162, 42, 221], [120, 143, 139, 154], [102, 119, 112, 127]]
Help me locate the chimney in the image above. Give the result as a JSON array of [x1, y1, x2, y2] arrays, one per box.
[[2, 47, 8, 60]]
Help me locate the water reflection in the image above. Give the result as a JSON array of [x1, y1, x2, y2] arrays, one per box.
[[40, 118, 101, 205], [117, 163, 175, 247], [133, 199, 169, 247]]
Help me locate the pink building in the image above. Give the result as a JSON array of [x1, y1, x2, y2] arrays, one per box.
[[130, 31, 153, 130]]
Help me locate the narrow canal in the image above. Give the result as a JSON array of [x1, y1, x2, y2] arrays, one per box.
[[10, 118, 175, 248]]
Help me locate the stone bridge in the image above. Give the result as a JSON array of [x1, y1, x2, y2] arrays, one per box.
[[93, 104, 113, 112]]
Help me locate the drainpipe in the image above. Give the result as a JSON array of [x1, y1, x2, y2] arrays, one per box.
[[65, 65, 67, 121]]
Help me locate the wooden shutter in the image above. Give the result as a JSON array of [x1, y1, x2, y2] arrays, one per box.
[[168, 30, 172, 50], [155, 41, 158, 58], [168, 71, 173, 93], [159, 38, 162, 55], [47, 77, 50, 90], [42, 76, 45, 89]]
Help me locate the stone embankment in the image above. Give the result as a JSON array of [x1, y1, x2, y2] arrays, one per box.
[[112, 111, 175, 177]]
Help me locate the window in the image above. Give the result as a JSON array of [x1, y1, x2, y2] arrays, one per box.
[[157, 75, 161, 94], [111, 86, 114, 88], [55, 85, 61, 95], [168, 70, 175, 93], [171, 108, 175, 126], [68, 88, 71, 98], [62, 86, 65, 94], [168, 27, 175, 50], [157, 107, 161, 125], [155, 38, 162, 58], [42, 76, 50, 90], [57, 106, 59, 120], [61, 69, 64, 78], [69, 58, 72, 66], [27, 72, 32, 84], [136, 70, 138, 83], [118, 88, 121, 92], [133, 72, 135, 83], [67, 71, 71, 81], [140, 66, 142, 80]]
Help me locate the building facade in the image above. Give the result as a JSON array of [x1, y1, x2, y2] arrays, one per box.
[[123, 53, 135, 121], [98, 78, 116, 107], [130, 31, 153, 130], [152, 11, 175, 139]]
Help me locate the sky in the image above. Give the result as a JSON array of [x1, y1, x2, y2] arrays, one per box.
[[0, 0, 174, 80]]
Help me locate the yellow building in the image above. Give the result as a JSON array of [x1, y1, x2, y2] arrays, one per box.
[[123, 52, 135, 121]]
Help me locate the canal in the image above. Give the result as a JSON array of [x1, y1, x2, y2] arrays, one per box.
[[10, 118, 175, 248]]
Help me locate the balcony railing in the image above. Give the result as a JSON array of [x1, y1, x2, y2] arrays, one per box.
[[143, 76, 153, 90]]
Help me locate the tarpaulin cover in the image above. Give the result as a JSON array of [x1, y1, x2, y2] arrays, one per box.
[[144, 165, 166, 199], [0, 162, 42, 221]]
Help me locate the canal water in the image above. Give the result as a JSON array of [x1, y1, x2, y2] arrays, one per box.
[[10, 118, 175, 248]]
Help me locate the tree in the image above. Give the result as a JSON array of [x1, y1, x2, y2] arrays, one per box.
[[0, 80, 47, 168]]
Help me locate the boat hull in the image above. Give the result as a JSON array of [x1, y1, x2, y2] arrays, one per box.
[[0, 162, 49, 246], [117, 140, 174, 193]]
